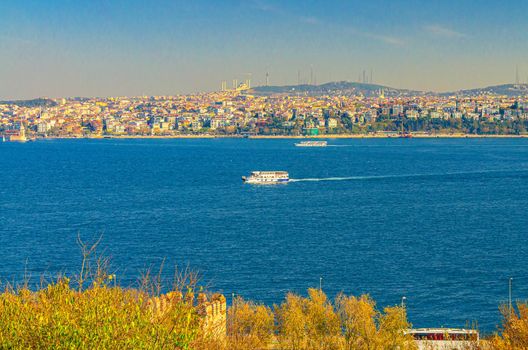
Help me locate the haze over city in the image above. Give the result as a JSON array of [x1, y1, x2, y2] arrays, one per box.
[[1, 0, 528, 100]]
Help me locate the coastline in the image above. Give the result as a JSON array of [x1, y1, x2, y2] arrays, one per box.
[[32, 133, 528, 140], [248, 133, 528, 139]]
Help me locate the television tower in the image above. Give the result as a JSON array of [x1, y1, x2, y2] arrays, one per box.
[[310, 65, 314, 85], [515, 65, 520, 85]]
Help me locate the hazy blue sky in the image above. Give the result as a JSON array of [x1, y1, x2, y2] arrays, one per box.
[[1, 0, 527, 99]]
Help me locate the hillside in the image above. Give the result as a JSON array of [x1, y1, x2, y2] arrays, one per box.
[[0, 98, 58, 107], [250, 81, 425, 97], [448, 83, 528, 97], [251, 81, 528, 97]]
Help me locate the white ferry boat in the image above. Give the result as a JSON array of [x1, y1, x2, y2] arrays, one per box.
[[242, 171, 289, 184], [295, 140, 327, 147]]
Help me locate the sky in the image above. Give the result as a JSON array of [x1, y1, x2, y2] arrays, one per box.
[[0, 0, 527, 99]]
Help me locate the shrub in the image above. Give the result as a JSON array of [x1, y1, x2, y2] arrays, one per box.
[[490, 303, 528, 349], [225, 296, 274, 350], [0, 278, 199, 349]]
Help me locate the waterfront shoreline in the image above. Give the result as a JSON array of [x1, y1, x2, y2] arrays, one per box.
[[32, 133, 528, 140]]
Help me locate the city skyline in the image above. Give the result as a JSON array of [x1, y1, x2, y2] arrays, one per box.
[[1, 0, 528, 99]]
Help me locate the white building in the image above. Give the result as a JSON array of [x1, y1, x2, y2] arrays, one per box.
[[406, 328, 479, 350], [37, 122, 50, 133]]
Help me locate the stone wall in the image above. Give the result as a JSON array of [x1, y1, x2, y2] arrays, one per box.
[[197, 293, 227, 338], [147, 291, 227, 339]]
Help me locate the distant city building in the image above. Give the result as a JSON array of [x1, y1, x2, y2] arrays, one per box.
[[2, 88, 528, 139]]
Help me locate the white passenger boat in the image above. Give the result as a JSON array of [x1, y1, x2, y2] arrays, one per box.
[[295, 140, 327, 147], [242, 171, 289, 184]]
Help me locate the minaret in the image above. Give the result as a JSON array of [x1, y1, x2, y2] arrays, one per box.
[[246, 73, 252, 89]]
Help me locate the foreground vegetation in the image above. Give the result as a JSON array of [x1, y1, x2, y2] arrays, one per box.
[[4, 280, 528, 350], [219, 291, 415, 350], [0, 280, 415, 349], [0, 278, 199, 349], [489, 304, 528, 349], [0, 240, 526, 349]]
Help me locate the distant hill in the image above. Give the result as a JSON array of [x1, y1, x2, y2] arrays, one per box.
[[251, 81, 528, 97], [250, 81, 425, 97], [446, 84, 528, 97], [0, 98, 57, 107]]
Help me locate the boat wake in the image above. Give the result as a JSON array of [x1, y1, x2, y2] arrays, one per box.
[[289, 169, 528, 183], [289, 177, 361, 182]]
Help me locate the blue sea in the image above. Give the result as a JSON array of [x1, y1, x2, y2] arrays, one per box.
[[1, 138, 528, 332]]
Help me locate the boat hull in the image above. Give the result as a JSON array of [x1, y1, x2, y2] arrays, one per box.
[[244, 178, 289, 184]]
